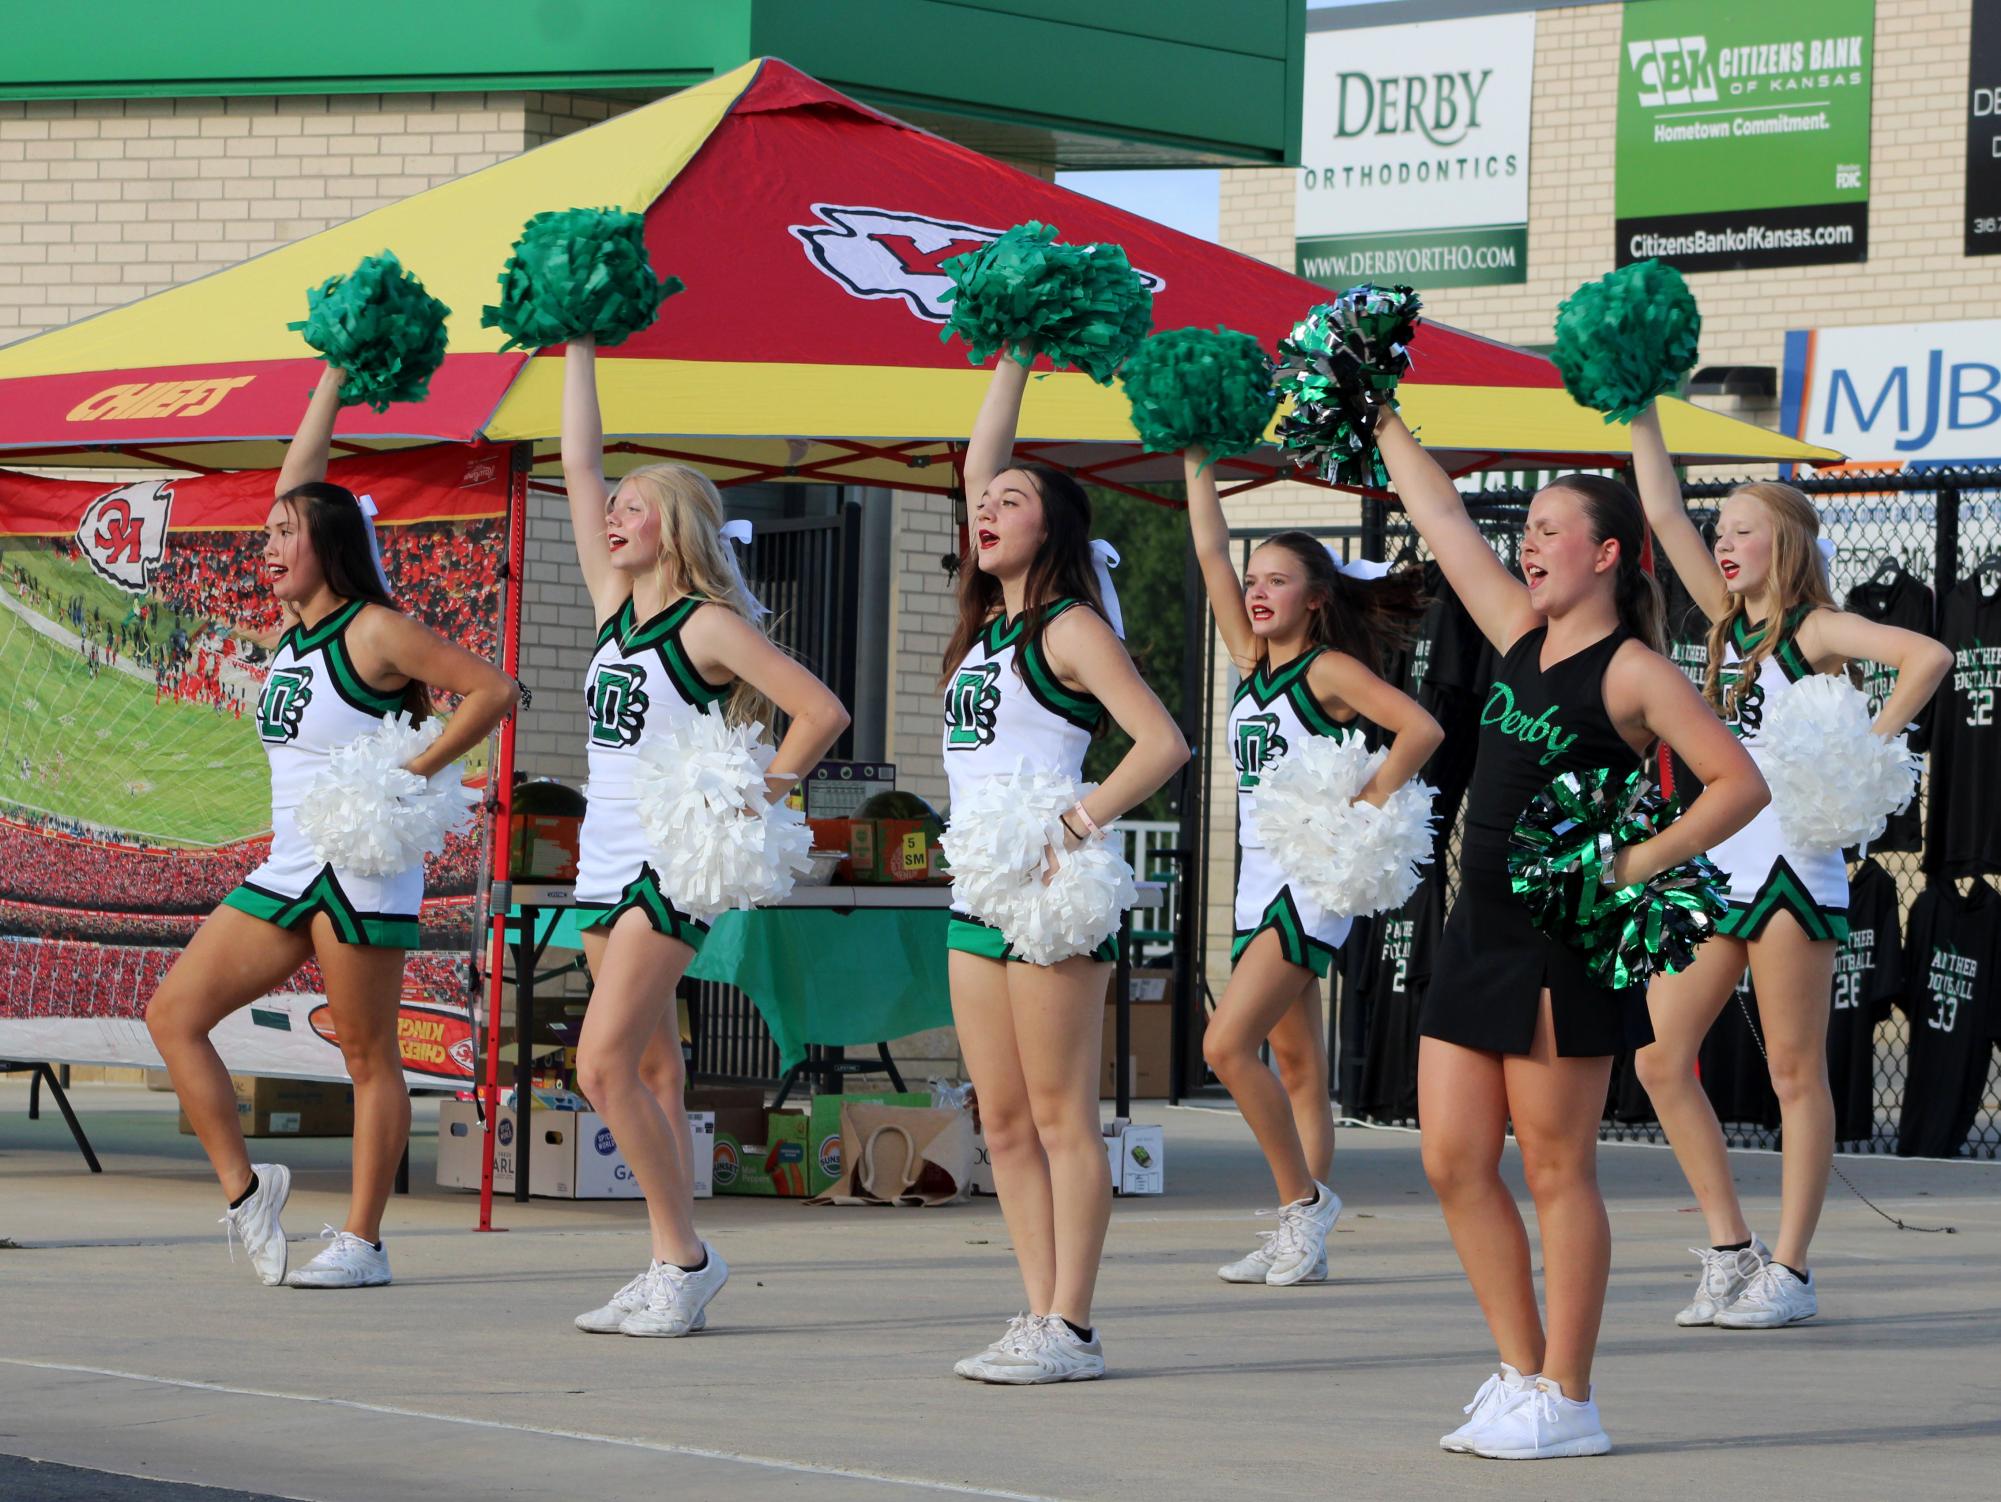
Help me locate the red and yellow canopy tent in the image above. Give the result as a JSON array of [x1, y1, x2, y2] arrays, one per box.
[[0, 58, 1834, 500]]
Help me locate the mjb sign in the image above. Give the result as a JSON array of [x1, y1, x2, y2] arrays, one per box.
[[1783, 321, 2001, 465]]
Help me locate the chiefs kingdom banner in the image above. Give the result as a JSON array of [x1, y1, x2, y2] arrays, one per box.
[[0, 443, 514, 1085]]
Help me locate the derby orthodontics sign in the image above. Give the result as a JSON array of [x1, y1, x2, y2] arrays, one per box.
[[1295, 11, 1535, 289]]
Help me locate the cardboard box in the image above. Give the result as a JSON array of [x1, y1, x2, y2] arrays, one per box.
[[806, 1090, 931, 1195], [178, 1076, 352, 1138], [1101, 968, 1176, 1100], [711, 1109, 811, 1196], [435, 1100, 713, 1199], [845, 818, 946, 884], [686, 1085, 769, 1150], [968, 1117, 1165, 1197], [1104, 1119, 1165, 1196]]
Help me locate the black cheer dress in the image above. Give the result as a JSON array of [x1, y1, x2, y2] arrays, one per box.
[[1421, 625, 1656, 1058]]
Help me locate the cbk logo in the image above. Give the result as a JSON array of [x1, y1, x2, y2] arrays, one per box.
[[792, 204, 1165, 323], [1628, 35, 1718, 108], [75, 480, 174, 593]]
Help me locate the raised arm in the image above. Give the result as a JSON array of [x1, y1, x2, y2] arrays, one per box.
[[1184, 449, 1259, 670], [1605, 644, 1768, 884], [1630, 404, 1729, 622], [1309, 651, 1445, 806], [1375, 409, 1537, 652], [561, 339, 625, 620], [1797, 607, 1953, 737], [683, 607, 852, 803], [962, 353, 1033, 505], [1043, 607, 1189, 834], [275, 367, 346, 497]]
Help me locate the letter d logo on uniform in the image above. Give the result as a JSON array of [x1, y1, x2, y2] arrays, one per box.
[[76, 480, 174, 593]]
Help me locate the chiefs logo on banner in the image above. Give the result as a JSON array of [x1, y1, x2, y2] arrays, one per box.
[[75, 479, 174, 593], [790, 204, 1166, 323], [309, 1000, 478, 1083]]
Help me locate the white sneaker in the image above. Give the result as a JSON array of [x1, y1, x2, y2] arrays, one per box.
[[1676, 1235, 1771, 1326], [1266, 1184, 1341, 1287], [219, 1164, 291, 1287], [1713, 1261, 1817, 1328], [286, 1226, 391, 1288], [953, 1312, 1042, 1378], [578, 1266, 709, 1336], [1218, 1232, 1328, 1284], [972, 1316, 1106, 1384], [1439, 1363, 1538, 1452], [1471, 1378, 1612, 1460], [619, 1243, 728, 1337]]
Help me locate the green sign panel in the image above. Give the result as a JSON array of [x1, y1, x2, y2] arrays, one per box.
[[1615, 0, 1874, 272]]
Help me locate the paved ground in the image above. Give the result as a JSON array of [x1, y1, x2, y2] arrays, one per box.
[[2, 1080, 1997, 1501]]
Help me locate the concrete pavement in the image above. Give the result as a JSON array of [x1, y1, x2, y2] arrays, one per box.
[[2, 1081, 1997, 1501]]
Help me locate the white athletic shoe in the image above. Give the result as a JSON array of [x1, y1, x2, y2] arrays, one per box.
[[1470, 1378, 1612, 1460], [1439, 1363, 1538, 1452], [1265, 1184, 1341, 1287], [1217, 1232, 1328, 1284], [219, 1163, 291, 1287], [1676, 1235, 1771, 1326], [620, 1243, 728, 1337], [578, 1266, 708, 1335], [971, 1316, 1106, 1384], [953, 1312, 1042, 1378], [1713, 1261, 1817, 1328], [286, 1226, 392, 1288]]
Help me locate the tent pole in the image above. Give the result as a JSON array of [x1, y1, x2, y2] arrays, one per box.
[[477, 443, 530, 1231]]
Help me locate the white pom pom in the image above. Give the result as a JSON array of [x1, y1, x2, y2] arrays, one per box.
[[940, 763, 1135, 964], [633, 710, 813, 921], [296, 712, 480, 878], [1002, 841, 1139, 966], [937, 760, 1074, 923], [1760, 674, 1921, 851], [1256, 736, 1437, 918]]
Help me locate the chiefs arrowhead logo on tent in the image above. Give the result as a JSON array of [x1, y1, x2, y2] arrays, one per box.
[[791, 204, 1166, 323], [75, 479, 173, 592]]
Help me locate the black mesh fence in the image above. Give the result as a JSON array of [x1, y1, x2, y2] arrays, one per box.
[[1212, 469, 2001, 1161]]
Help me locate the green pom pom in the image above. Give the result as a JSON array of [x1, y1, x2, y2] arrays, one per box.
[[480, 207, 684, 352], [289, 251, 451, 413], [1552, 260, 1701, 424], [939, 221, 1153, 386], [1274, 284, 1422, 487], [1118, 326, 1276, 467], [1507, 767, 1729, 989]]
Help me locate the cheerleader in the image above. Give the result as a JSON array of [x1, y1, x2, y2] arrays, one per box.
[[1185, 448, 1440, 1286], [1629, 406, 1949, 1329], [561, 338, 849, 1338], [146, 366, 520, 1289], [946, 352, 1188, 1383], [1375, 409, 1767, 1457]]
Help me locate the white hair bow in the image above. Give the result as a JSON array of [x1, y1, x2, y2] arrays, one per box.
[[1324, 543, 1393, 582], [719, 518, 770, 620], [1816, 536, 1837, 577], [355, 493, 390, 595], [1090, 539, 1125, 639]]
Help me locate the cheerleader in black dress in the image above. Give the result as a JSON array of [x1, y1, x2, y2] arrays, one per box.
[[1374, 410, 1768, 1460]]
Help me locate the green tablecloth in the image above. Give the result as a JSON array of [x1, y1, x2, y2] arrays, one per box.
[[505, 903, 952, 1072], [688, 907, 952, 1071]]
